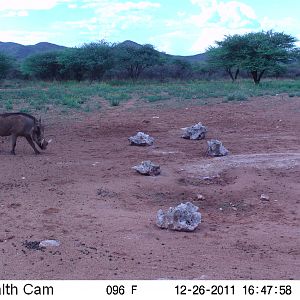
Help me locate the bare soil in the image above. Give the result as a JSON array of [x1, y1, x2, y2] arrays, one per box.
[[0, 95, 299, 280]]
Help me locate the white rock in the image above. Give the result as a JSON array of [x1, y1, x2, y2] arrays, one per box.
[[197, 194, 205, 200], [156, 202, 201, 231], [207, 139, 229, 157], [260, 194, 270, 201], [182, 122, 207, 140], [39, 240, 61, 247], [133, 161, 161, 176], [129, 132, 154, 146]]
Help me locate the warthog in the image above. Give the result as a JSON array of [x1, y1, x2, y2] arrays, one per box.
[[0, 112, 52, 155]]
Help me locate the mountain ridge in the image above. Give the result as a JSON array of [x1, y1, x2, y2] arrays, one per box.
[[0, 41, 67, 60], [0, 40, 206, 62]]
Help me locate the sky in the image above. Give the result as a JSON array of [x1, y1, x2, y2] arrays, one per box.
[[0, 0, 299, 55]]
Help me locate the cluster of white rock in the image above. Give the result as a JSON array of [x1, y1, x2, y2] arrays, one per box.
[[129, 122, 229, 231]]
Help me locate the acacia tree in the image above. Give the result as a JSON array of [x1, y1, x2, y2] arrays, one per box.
[[0, 52, 14, 80], [171, 58, 193, 79], [80, 41, 114, 81], [58, 48, 87, 81], [239, 31, 298, 84], [22, 52, 61, 80], [114, 43, 160, 80], [207, 34, 244, 82], [208, 31, 299, 84]]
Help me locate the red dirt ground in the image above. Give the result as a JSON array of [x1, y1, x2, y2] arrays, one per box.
[[0, 95, 299, 280]]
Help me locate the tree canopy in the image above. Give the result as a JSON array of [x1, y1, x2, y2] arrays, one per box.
[[207, 31, 299, 84], [207, 34, 244, 82], [79, 41, 114, 81], [113, 44, 160, 80], [22, 51, 61, 80], [21, 41, 161, 81], [16, 33, 300, 82], [0, 52, 14, 80]]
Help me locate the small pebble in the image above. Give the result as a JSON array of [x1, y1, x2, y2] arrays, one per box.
[[39, 240, 61, 247], [260, 194, 270, 201], [197, 194, 205, 200]]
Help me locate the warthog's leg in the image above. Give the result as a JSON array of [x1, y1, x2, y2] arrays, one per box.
[[25, 136, 40, 155], [10, 134, 17, 155]]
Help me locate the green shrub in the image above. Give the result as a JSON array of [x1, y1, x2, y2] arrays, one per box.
[[4, 99, 13, 110], [109, 98, 120, 106], [225, 92, 248, 102], [106, 93, 130, 106], [108, 80, 130, 86], [19, 108, 30, 113], [145, 95, 169, 102], [226, 94, 236, 101]]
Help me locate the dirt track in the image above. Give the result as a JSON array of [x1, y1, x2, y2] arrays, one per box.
[[0, 95, 299, 279]]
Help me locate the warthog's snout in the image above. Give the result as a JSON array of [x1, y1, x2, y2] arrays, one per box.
[[40, 139, 52, 150]]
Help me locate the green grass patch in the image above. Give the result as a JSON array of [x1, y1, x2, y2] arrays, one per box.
[[105, 93, 131, 106], [145, 94, 170, 102], [4, 99, 13, 110], [224, 92, 248, 102], [109, 99, 120, 106], [0, 79, 299, 113]]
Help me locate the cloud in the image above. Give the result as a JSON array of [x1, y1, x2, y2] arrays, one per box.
[[81, 0, 160, 12], [190, 25, 251, 53], [63, 18, 98, 32], [0, 0, 71, 11], [149, 30, 188, 53], [3, 10, 28, 17], [219, 1, 256, 20], [189, 0, 257, 28], [260, 16, 298, 31], [156, 0, 260, 54], [68, 4, 78, 9], [56, 0, 160, 42], [0, 30, 61, 45], [81, 0, 160, 25]]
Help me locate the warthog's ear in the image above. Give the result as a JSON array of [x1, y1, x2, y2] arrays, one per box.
[[38, 117, 42, 124]]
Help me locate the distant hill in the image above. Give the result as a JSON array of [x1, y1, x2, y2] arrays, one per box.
[[168, 53, 207, 63], [0, 42, 66, 60], [118, 40, 143, 48], [0, 40, 206, 62], [118, 40, 207, 62]]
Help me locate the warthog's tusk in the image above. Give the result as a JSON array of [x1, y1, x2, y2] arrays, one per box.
[[48, 139, 52, 143]]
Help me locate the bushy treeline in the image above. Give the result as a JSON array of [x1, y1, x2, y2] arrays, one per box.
[[1, 34, 300, 83], [1, 41, 202, 82], [21, 41, 161, 81]]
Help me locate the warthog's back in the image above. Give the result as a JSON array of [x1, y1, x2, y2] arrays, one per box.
[[0, 112, 36, 137]]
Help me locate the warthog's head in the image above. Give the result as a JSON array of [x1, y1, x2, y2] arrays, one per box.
[[32, 117, 52, 150]]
